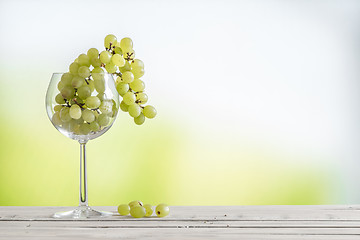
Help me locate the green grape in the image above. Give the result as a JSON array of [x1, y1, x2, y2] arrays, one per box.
[[62, 121, 70, 131], [128, 104, 141, 117], [111, 54, 125, 67], [54, 105, 63, 112], [85, 96, 101, 109], [143, 105, 157, 119], [77, 85, 91, 99], [111, 98, 117, 107], [57, 81, 71, 92], [111, 100, 118, 118], [120, 37, 133, 52], [89, 121, 100, 132], [61, 121, 70, 131], [129, 207, 145, 219], [90, 57, 102, 68], [122, 71, 134, 83], [115, 76, 122, 85], [132, 68, 144, 79], [69, 104, 82, 119], [69, 62, 80, 74], [92, 67, 104, 74], [155, 204, 170, 217], [57, 80, 66, 91], [131, 59, 144, 70], [130, 79, 145, 92], [61, 86, 75, 99], [67, 122, 78, 134], [104, 34, 117, 49], [123, 49, 135, 61], [93, 110, 99, 118], [55, 93, 66, 104], [118, 204, 130, 216], [105, 63, 117, 73], [129, 200, 143, 208], [73, 124, 84, 134], [97, 93, 106, 101], [58, 79, 72, 91], [136, 92, 148, 104], [119, 61, 131, 73], [78, 66, 90, 78], [97, 114, 110, 126], [74, 117, 84, 125], [82, 109, 95, 123], [114, 46, 122, 55], [131, 59, 145, 78], [87, 48, 99, 59], [71, 121, 83, 135], [74, 125, 82, 135], [71, 76, 84, 88], [52, 112, 62, 126], [100, 51, 112, 64], [143, 204, 153, 217], [66, 119, 80, 133], [60, 107, 71, 122], [61, 72, 73, 84], [88, 80, 95, 92], [134, 113, 145, 125], [130, 206, 146, 218], [79, 123, 91, 135], [116, 82, 129, 96], [120, 101, 129, 112], [78, 54, 90, 67], [92, 71, 105, 81], [123, 92, 136, 105], [99, 100, 113, 114], [94, 77, 105, 93]]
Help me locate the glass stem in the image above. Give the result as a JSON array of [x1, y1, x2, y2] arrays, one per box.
[[79, 141, 88, 207]]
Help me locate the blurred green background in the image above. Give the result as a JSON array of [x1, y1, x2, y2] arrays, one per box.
[[1, 0, 359, 206]]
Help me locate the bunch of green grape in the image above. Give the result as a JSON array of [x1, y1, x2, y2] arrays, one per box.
[[52, 34, 156, 136], [53, 71, 118, 136], [118, 201, 170, 218], [101, 34, 157, 125]]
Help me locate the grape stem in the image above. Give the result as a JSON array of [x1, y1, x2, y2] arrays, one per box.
[[123, 52, 134, 61], [105, 42, 115, 52], [73, 98, 85, 108]]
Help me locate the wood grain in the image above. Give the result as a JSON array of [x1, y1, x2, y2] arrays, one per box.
[[1, 206, 360, 239]]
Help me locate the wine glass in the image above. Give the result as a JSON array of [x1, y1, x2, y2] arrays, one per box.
[[45, 72, 119, 219]]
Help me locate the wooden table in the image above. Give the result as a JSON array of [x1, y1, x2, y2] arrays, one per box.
[[1, 206, 360, 239]]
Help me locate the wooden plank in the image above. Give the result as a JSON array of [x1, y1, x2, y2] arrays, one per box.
[[1, 206, 360, 221], [0, 228, 360, 240], [1, 220, 360, 228]]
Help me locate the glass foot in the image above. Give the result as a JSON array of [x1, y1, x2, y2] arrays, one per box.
[[53, 206, 114, 219]]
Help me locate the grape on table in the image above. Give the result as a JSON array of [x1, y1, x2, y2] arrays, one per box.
[[117, 201, 169, 218]]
